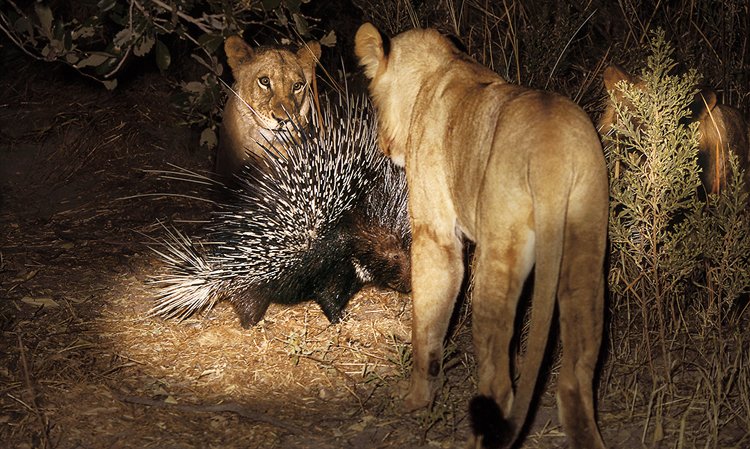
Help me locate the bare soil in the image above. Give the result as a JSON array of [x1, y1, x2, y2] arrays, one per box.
[[0, 59, 645, 449]]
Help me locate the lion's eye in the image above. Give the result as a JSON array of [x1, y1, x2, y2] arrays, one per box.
[[258, 76, 271, 88], [292, 81, 304, 92]]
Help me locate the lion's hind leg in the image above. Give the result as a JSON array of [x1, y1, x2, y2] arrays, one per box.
[[469, 227, 535, 447], [556, 204, 607, 449]]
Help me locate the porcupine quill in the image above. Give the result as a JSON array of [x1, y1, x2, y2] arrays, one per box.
[[148, 93, 411, 328]]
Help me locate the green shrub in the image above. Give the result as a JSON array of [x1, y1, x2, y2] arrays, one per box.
[[604, 30, 750, 447]]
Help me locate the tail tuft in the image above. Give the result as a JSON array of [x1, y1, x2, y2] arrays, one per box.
[[469, 395, 514, 449]]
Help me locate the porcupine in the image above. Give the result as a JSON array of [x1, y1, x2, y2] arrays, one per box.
[[149, 94, 411, 328]]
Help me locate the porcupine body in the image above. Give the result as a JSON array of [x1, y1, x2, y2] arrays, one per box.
[[149, 94, 410, 328]]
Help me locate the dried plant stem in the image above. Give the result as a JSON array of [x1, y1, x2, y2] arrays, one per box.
[[118, 394, 303, 434], [18, 334, 49, 449]]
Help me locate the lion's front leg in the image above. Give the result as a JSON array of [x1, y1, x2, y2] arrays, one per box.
[[403, 223, 464, 411]]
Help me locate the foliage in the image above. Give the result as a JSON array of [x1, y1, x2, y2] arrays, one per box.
[[606, 31, 704, 378], [604, 30, 750, 447], [0, 0, 331, 149]]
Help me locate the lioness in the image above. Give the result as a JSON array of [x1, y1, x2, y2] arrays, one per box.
[[600, 64, 750, 195], [215, 36, 321, 180], [355, 24, 608, 449]]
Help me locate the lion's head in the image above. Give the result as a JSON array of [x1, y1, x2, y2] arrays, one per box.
[[225, 36, 321, 135], [215, 36, 321, 179], [354, 24, 464, 166]]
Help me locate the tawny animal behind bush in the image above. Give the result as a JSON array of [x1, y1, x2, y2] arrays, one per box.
[[355, 23, 608, 449], [215, 36, 321, 180], [600, 64, 750, 195]]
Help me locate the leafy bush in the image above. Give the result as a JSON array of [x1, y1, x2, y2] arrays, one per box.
[[604, 30, 750, 447], [0, 0, 333, 148]]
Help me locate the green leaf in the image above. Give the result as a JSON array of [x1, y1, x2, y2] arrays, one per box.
[[34, 4, 53, 38], [102, 79, 118, 90], [134, 35, 155, 57], [14, 17, 33, 37], [197, 33, 224, 54], [292, 13, 309, 37], [286, 0, 301, 13], [183, 81, 205, 94], [274, 9, 288, 26], [114, 29, 132, 49], [74, 26, 96, 39], [94, 56, 117, 75], [63, 30, 73, 51], [98, 0, 117, 13], [155, 39, 171, 71], [76, 52, 110, 68], [109, 8, 128, 27], [262, 0, 282, 9], [319, 30, 336, 47], [53, 19, 65, 41], [49, 38, 64, 54]]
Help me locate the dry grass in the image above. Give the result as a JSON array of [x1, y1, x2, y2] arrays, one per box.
[[0, 58, 482, 449], [0, 55, 623, 449]]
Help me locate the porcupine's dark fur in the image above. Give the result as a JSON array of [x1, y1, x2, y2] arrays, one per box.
[[149, 94, 411, 328], [345, 160, 411, 294]]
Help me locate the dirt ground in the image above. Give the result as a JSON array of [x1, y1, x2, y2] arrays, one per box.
[[0, 55, 651, 449]]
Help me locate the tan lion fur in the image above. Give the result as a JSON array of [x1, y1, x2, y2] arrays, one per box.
[[356, 23, 608, 449], [215, 36, 321, 180], [600, 64, 750, 195]]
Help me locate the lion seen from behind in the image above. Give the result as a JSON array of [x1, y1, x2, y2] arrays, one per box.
[[355, 23, 608, 449]]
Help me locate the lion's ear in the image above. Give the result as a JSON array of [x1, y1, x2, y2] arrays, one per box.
[[225, 36, 255, 72], [699, 88, 718, 111], [297, 41, 321, 68], [603, 64, 635, 93], [355, 22, 387, 80], [690, 88, 718, 121], [297, 41, 321, 82]]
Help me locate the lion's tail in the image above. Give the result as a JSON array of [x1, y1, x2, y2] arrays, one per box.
[[470, 168, 570, 449]]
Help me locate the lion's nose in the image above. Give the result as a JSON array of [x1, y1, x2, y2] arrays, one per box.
[[272, 114, 291, 128]]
